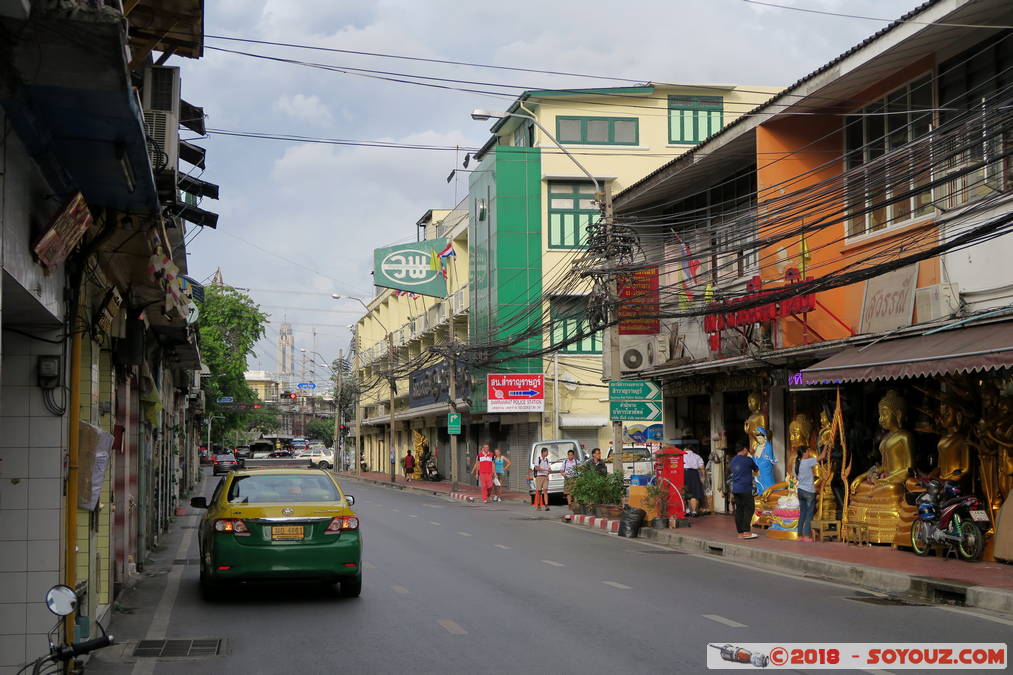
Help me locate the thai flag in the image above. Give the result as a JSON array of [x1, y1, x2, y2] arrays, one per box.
[[438, 243, 456, 259]]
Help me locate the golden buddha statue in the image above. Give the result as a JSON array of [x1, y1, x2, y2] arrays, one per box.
[[744, 391, 767, 454], [816, 410, 848, 521], [760, 414, 813, 539], [936, 398, 972, 484], [848, 390, 915, 544]]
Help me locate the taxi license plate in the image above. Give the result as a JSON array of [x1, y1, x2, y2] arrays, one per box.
[[271, 525, 304, 540], [969, 510, 989, 522]]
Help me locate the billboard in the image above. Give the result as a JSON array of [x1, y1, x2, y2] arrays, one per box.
[[486, 373, 544, 413], [373, 238, 450, 298], [618, 267, 660, 335], [408, 360, 472, 408]]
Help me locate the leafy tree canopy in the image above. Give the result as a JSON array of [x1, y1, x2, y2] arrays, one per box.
[[197, 284, 269, 443], [305, 417, 336, 447]]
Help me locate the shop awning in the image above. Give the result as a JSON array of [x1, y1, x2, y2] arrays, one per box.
[[558, 414, 609, 428], [801, 321, 1013, 385]]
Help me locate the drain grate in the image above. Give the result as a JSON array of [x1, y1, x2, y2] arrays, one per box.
[[846, 595, 924, 607], [133, 639, 221, 658]]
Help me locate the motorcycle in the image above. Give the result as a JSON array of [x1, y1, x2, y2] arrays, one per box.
[[421, 455, 441, 481], [25, 584, 113, 673], [907, 478, 990, 561]]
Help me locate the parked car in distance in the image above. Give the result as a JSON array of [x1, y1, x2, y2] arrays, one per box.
[[526, 440, 587, 495], [303, 448, 335, 470], [212, 453, 240, 475], [605, 445, 654, 484], [268, 450, 294, 458], [190, 468, 361, 599], [233, 446, 252, 459]]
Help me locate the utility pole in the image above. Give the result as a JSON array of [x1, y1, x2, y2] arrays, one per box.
[[388, 332, 396, 483], [449, 348, 458, 490], [603, 186, 624, 477], [333, 349, 343, 470]]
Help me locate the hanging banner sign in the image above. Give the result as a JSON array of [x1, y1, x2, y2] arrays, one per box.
[[373, 238, 450, 298], [487, 374, 544, 413], [618, 267, 660, 335], [703, 271, 816, 352]]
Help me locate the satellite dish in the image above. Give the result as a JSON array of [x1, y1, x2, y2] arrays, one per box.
[[561, 374, 578, 392]]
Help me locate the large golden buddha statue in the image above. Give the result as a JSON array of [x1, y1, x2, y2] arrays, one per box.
[[744, 391, 767, 454], [760, 414, 813, 539], [849, 390, 915, 544]]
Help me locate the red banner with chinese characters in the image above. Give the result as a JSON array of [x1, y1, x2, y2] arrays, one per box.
[[618, 267, 660, 335]]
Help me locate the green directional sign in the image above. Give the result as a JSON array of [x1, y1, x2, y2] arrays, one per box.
[[609, 380, 661, 402], [447, 412, 462, 435], [609, 400, 663, 422]]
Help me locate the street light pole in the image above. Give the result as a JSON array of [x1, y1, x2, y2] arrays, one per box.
[[333, 349, 343, 470], [388, 332, 396, 483], [206, 415, 224, 456]]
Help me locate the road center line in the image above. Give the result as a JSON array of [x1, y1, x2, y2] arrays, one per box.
[[437, 619, 468, 635], [456, 531, 472, 537], [541, 560, 565, 567], [408, 514, 418, 518], [429, 521, 441, 526], [703, 614, 747, 628], [602, 581, 632, 590], [495, 544, 510, 550], [391, 508, 400, 512], [391, 585, 411, 595], [363, 561, 376, 569]]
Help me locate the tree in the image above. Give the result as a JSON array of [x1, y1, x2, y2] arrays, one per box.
[[305, 417, 335, 447], [197, 284, 269, 444], [329, 355, 358, 438]]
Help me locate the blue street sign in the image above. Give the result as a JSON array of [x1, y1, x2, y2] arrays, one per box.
[[297, 382, 316, 390], [216, 396, 234, 403]]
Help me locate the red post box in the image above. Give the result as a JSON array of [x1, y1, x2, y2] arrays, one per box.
[[654, 446, 686, 518]]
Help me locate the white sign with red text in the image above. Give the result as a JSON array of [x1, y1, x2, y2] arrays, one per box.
[[706, 643, 1006, 670], [487, 374, 544, 413]]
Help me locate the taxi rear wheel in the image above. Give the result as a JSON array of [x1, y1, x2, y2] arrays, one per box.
[[339, 574, 361, 598], [199, 558, 223, 601]]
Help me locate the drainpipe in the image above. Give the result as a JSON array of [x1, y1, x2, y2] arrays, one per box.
[[65, 290, 84, 644]]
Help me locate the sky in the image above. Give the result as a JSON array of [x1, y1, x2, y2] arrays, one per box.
[[175, 0, 924, 388]]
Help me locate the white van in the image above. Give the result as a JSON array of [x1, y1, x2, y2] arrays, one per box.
[[527, 440, 588, 495]]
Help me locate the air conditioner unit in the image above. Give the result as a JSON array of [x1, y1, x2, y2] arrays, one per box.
[[914, 283, 960, 323], [619, 335, 669, 373], [142, 66, 181, 173]]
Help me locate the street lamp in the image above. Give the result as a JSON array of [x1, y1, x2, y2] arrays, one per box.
[[333, 294, 397, 483], [206, 415, 224, 458], [471, 107, 623, 477]]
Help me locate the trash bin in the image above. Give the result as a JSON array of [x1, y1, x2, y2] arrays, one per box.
[[617, 505, 647, 538]]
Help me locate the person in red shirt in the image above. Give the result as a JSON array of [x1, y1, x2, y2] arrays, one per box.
[[471, 444, 495, 503]]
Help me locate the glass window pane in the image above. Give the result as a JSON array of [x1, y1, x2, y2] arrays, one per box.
[[578, 199, 596, 210], [558, 119, 581, 142], [708, 110, 723, 136], [866, 103, 885, 159], [844, 116, 864, 169], [683, 110, 696, 141], [613, 120, 636, 144], [587, 119, 609, 143], [562, 214, 575, 246], [550, 214, 563, 246], [669, 111, 682, 142], [551, 198, 574, 209]]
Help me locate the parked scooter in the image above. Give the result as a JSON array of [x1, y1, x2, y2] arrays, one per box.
[[24, 585, 113, 673], [908, 478, 990, 561], [421, 455, 441, 481]]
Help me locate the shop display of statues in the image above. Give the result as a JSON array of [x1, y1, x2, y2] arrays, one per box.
[[753, 426, 777, 495], [816, 409, 848, 521], [760, 414, 813, 540], [847, 390, 916, 544], [744, 391, 767, 454]]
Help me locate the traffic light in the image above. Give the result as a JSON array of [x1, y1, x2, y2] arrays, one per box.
[[339, 424, 349, 434], [253, 404, 261, 409], [281, 391, 297, 400]]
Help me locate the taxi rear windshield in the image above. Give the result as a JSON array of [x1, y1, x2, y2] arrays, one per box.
[[228, 474, 340, 503]]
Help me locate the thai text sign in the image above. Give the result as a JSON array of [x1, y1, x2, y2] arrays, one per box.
[[487, 373, 544, 413], [447, 413, 461, 435], [34, 192, 94, 269], [703, 273, 815, 352], [618, 267, 660, 335], [373, 238, 449, 298], [409, 360, 471, 408], [860, 265, 918, 333], [609, 380, 661, 402]]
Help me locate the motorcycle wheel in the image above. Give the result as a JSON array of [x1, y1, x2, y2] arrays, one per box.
[[954, 514, 984, 562], [910, 520, 932, 556]]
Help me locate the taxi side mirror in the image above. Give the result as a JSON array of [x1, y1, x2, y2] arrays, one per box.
[[190, 496, 208, 509], [345, 495, 355, 506]]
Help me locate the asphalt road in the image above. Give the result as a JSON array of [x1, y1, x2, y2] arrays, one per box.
[[89, 471, 1012, 674]]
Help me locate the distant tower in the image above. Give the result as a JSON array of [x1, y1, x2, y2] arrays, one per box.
[[278, 322, 295, 389]]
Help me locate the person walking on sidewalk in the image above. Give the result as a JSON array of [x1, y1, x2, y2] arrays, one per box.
[[402, 449, 415, 483], [796, 444, 828, 542], [492, 448, 511, 502], [561, 449, 579, 508], [533, 447, 553, 511], [588, 447, 608, 476], [471, 444, 496, 503], [730, 442, 759, 539], [683, 446, 705, 517]]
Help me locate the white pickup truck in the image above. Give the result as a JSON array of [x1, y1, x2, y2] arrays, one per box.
[[605, 445, 654, 483]]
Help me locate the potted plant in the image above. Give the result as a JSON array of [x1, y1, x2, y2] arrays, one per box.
[[570, 464, 600, 514], [646, 483, 669, 528], [597, 473, 626, 519]]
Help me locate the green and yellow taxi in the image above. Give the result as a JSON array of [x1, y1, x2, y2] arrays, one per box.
[[190, 468, 361, 599]]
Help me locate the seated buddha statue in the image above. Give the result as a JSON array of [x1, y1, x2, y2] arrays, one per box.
[[761, 414, 813, 539], [849, 390, 915, 544], [744, 391, 767, 455]]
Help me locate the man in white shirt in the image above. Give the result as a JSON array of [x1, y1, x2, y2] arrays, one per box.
[[532, 447, 553, 511], [560, 449, 579, 508], [682, 447, 706, 516]]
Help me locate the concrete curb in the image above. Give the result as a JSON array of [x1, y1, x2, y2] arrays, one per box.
[[338, 474, 527, 504], [636, 527, 1013, 615], [448, 492, 475, 502], [568, 513, 620, 534]]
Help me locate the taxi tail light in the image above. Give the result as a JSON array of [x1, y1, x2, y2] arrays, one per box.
[[213, 518, 251, 536], [325, 516, 359, 534]]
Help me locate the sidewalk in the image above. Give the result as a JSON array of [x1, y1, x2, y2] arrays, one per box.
[[337, 469, 530, 503], [590, 512, 1013, 614]]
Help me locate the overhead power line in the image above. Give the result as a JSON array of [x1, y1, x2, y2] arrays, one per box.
[[739, 0, 1013, 30]]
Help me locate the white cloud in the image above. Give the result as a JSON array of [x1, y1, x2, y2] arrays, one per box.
[[273, 94, 334, 125]]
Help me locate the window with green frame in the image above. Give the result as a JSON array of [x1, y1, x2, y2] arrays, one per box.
[[550, 296, 601, 354], [556, 116, 638, 145], [668, 96, 723, 144], [548, 181, 598, 248]]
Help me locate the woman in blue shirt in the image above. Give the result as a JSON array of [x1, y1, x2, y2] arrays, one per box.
[[492, 448, 511, 502]]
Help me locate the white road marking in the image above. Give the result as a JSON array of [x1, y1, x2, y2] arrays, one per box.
[[391, 508, 400, 512], [429, 521, 441, 526], [935, 605, 1013, 626], [602, 580, 632, 590], [363, 561, 376, 569], [437, 619, 468, 635], [541, 560, 565, 567], [703, 614, 747, 628], [495, 544, 510, 550], [456, 531, 472, 537], [391, 585, 411, 595], [408, 514, 418, 518]]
